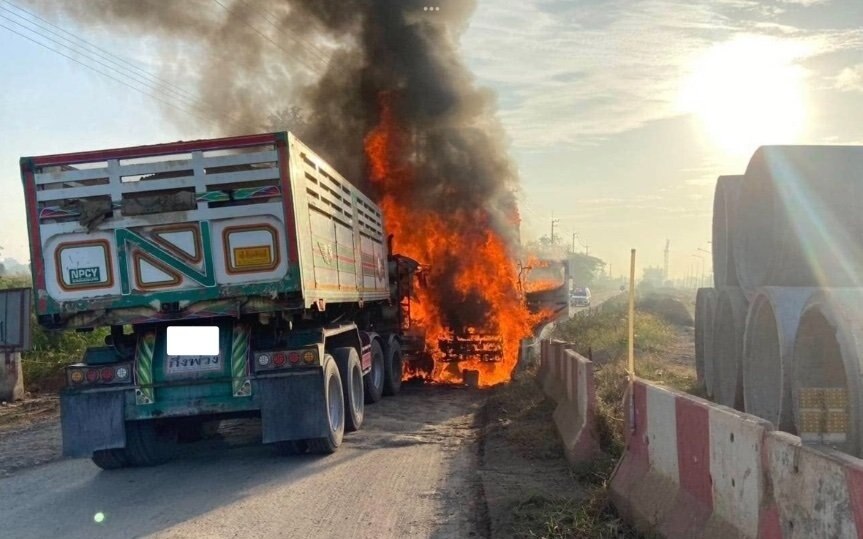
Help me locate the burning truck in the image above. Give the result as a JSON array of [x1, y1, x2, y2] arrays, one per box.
[[21, 129, 547, 468]]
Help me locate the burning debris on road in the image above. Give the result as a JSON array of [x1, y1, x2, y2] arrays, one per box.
[[34, 0, 545, 386]]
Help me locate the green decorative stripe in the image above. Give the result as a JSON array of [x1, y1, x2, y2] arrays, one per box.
[[136, 332, 155, 405], [116, 222, 215, 294], [197, 191, 230, 203], [231, 325, 251, 397]]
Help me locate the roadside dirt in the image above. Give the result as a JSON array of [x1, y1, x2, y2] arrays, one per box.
[[477, 377, 589, 537], [0, 396, 61, 478]]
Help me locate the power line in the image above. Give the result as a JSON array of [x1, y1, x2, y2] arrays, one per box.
[[0, 7, 208, 114], [211, 0, 325, 74], [0, 0, 201, 106], [235, 0, 330, 67], [0, 21, 212, 123]]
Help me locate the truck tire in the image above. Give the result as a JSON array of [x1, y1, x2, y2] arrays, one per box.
[[333, 347, 364, 432], [307, 354, 345, 454], [91, 448, 129, 470], [275, 440, 309, 455], [382, 339, 403, 396], [363, 340, 385, 404], [124, 420, 176, 467]]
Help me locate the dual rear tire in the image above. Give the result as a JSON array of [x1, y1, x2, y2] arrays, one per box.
[[91, 420, 176, 470]]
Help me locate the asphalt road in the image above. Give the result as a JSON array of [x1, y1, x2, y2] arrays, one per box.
[[0, 386, 485, 539]]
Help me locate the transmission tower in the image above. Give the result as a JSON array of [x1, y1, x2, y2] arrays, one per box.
[[663, 239, 670, 281]]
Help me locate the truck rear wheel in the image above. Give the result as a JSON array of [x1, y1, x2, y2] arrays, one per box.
[[383, 339, 403, 396], [124, 420, 176, 467], [364, 340, 385, 404], [333, 347, 364, 432], [91, 448, 129, 470], [307, 354, 345, 454]]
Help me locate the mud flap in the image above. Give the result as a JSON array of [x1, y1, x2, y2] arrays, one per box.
[[60, 390, 126, 457], [257, 371, 327, 443]]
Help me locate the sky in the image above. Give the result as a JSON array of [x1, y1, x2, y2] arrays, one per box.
[[3, 0, 863, 279]]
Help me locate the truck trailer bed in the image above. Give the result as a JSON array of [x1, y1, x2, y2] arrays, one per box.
[[21, 132, 388, 329]]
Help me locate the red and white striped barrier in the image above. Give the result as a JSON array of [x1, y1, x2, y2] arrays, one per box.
[[611, 378, 863, 538], [610, 380, 770, 537]]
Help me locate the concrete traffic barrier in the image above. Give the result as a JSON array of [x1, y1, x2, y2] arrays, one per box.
[[713, 287, 748, 410], [734, 146, 863, 289], [742, 287, 814, 432], [0, 352, 25, 402], [610, 379, 772, 538], [552, 348, 600, 464], [762, 430, 863, 538], [712, 175, 743, 288], [542, 341, 567, 402], [696, 287, 718, 397], [792, 289, 863, 457]]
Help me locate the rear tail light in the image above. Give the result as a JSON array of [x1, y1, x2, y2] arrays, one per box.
[[303, 349, 318, 364], [66, 363, 133, 387], [255, 348, 320, 372]]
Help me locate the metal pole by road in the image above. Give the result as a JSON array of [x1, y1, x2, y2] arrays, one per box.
[[628, 248, 636, 377]]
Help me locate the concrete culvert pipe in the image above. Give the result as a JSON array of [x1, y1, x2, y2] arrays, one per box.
[[695, 288, 717, 396], [734, 146, 863, 289], [711, 175, 743, 287], [793, 290, 863, 457], [742, 287, 814, 432], [712, 287, 748, 410]]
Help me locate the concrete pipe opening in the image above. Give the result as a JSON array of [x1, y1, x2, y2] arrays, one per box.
[[712, 176, 742, 287], [695, 288, 717, 397], [793, 295, 861, 457], [713, 288, 748, 410], [742, 287, 812, 433]]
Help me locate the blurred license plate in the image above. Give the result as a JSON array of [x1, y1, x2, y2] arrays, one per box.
[[166, 354, 221, 375]]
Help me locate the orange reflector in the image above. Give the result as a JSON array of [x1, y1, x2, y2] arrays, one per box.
[[303, 350, 316, 364], [70, 370, 85, 384]]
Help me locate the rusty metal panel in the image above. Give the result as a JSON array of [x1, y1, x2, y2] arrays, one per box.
[[0, 287, 31, 352]]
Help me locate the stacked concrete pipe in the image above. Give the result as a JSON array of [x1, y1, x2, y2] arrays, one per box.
[[733, 146, 863, 289], [712, 287, 748, 410], [711, 175, 743, 288], [742, 287, 814, 432], [793, 290, 863, 457], [694, 287, 717, 397]]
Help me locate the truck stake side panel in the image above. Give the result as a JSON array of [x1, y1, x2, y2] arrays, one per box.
[[21, 132, 389, 329]]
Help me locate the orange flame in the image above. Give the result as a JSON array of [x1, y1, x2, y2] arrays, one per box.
[[365, 92, 541, 387]]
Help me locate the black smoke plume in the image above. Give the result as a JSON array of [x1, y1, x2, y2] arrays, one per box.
[[29, 0, 522, 332]]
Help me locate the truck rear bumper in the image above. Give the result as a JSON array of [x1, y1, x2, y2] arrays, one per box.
[[60, 369, 327, 456]]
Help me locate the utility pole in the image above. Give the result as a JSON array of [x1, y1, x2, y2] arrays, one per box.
[[550, 216, 560, 246], [571, 232, 577, 253]]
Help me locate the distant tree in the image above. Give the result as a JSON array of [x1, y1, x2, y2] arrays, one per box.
[[567, 252, 605, 286], [266, 105, 310, 137]]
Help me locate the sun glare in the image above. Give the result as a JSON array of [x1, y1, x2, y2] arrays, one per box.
[[679, 35, 808, 157]]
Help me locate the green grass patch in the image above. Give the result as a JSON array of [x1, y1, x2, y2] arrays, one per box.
[[552, 309, 674, 361]]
